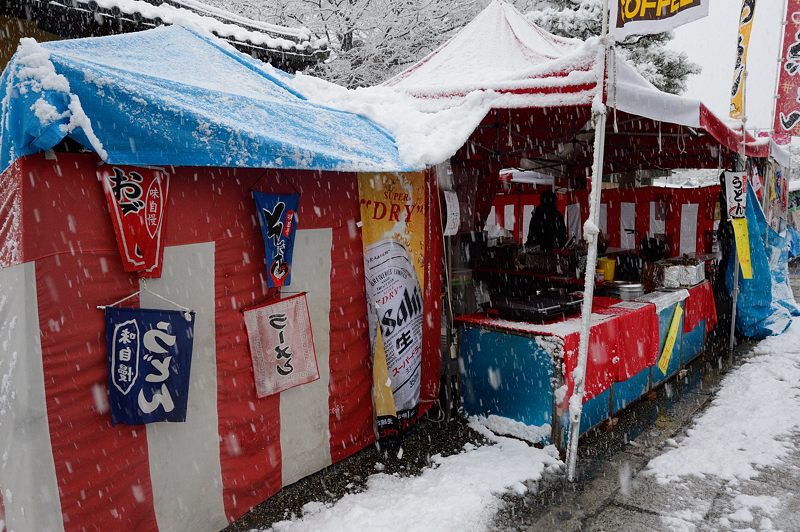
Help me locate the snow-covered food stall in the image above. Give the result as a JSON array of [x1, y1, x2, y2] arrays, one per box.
[[369, 0, 793, 446], [0, 26, 442, 531]]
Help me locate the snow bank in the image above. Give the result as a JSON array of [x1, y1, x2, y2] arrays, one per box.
[[471, 414, 551, 444], [647, 319, 800, 483], [269, 426, 561, 532]]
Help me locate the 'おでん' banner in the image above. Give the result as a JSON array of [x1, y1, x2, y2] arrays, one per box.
[[254, 192, 299, 288], [730, 0, 756, 119], [358, 172, 426, 445], [105, 306, 195, 425], [773, 1, 800, 143], [99, 166, 169, 278], [609, 0, 709, 39], [243, 293, 319, 398]]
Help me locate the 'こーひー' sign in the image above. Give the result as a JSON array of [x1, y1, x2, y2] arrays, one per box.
[[105, 307, 194, 425], [98, 166, 169, 278], [254, 192, 299, 288], [243, 293, 319, 398]]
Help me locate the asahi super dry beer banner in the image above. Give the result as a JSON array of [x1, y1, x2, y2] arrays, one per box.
[[773, 1, 800, 143], [730, 0, 756, 119], [358, 172, 426, 444], [99, 166, 169, 278], [610, 0, 709, 39]]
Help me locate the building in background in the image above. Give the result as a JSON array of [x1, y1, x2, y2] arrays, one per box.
[[0, 0, 329, 71]]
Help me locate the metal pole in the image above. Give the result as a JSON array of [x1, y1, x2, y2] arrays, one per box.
[[566, 0, 610, 483], [730, 67, 748, 360]]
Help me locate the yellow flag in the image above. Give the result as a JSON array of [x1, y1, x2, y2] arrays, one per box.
[[731, 217, 753, 279], [658, 303, 683, 376], [730, 0, 756, 119]]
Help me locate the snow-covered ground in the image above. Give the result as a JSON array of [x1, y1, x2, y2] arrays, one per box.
[[638, 319, 800, 530], [266, 421, 561, 532], [647, 320, 800, 484]]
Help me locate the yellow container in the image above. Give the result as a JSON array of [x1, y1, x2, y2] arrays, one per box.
[[597, 257, 616, 282]]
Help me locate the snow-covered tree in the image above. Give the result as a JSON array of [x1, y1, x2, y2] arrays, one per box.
[[527, 0, 700, 94], [207, 0, 698, 94]]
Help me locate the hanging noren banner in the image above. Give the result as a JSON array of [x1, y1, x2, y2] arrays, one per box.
[[609, 0, 709, 39], [730, 0, 756, 119], [358, 172, 427, 445], [99, 166, 169, 278], [254, 192, 299, 288], [243, 293, 319, 398], [773, 1, 800, 143], [105, 306, 195, 425]]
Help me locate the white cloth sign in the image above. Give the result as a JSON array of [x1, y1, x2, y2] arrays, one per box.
[[565, 203, 582, 241], [680, 203, 699, 255], [610, 0, 709, 39], [599, 204, 608, 237], [621, 202, 636, 249], [443, 190, 460, 236], [724, 171, 747, 219], [522, 204, 535, 243], [503, 204, 515, 231], [649, 200, 665, 237], [244, 293, 319, 398]]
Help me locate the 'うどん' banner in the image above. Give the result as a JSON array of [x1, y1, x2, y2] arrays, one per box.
[[99, 166, 169, 278], [610, 0, 709, 39], [358, 172, 426, 445]]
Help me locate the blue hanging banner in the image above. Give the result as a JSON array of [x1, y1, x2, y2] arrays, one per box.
[[105, 307, 195, 425], [254, 192, 299, 288]]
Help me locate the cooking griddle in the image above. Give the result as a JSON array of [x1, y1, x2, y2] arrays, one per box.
[[487, 294, 583, 323]]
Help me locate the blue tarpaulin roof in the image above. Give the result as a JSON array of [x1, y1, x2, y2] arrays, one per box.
[[0, 25, 406, 173]]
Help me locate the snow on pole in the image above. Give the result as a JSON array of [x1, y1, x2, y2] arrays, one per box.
[[565, 0, 610, 484]]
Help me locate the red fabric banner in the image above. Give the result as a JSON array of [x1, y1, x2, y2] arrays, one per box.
[[683, 280, 717, 334], [773, 2, 800, 144], [98, 165, 169, 278]]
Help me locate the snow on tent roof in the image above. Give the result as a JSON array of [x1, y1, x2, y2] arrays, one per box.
[[0, 25, 405, 173], [383, 0, 597, 102], [287, 0, 787, 170]]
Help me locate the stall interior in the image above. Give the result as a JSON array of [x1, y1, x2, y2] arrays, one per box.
[[449, 165, 722, 450]]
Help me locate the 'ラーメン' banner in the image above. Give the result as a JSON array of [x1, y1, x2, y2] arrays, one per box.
[[773, 1, 800, 143], [357, 172, 426, 445], [730, 0, 757, 119], [99, 166, 169, 278], [609, 0, 709, 39]]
